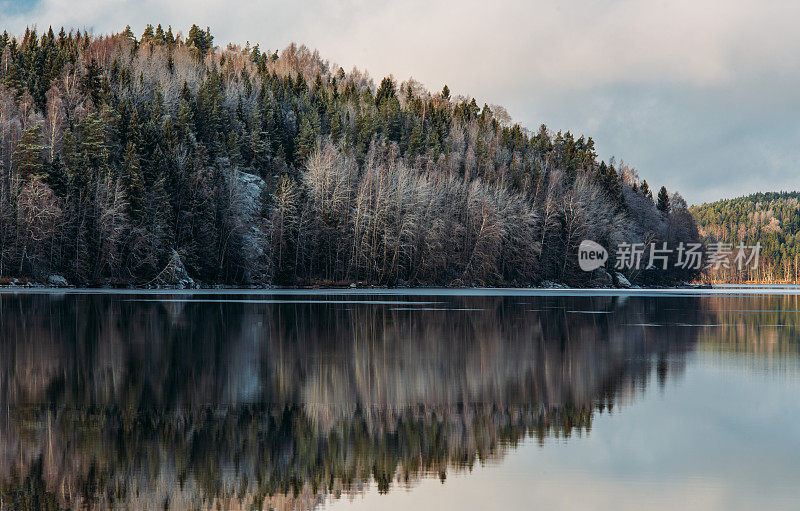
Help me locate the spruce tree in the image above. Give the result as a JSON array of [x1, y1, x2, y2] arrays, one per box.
[[657, 186, 670, 213], [82, 58, 103, 106], [141, 24, 154, 43], [330, 112, 342, 143], [13, 125, 46, 180], [165, 26, 176, 46], [177, 97, 194, 141], [154, 24, 165, 45], [407, 122, 424, 156], [640, 180, 652, 200], [122, 142, 144, 220], [79, 109, 110, 180], [187, 24, 213, 57], [375, 77, 396, 107], [295, 117, 316, 165]]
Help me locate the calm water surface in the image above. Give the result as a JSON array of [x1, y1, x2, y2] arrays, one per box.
[[0, 288, 799, 510]]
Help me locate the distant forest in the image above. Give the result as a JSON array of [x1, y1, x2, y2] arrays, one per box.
[[692, 192, 800, 283], [0, 24, 701, 287]]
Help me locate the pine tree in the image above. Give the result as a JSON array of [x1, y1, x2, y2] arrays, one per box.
[[141, 24, 154, 43], [657, 186, 670, 213], [80, 109, 110, 179], [407, 122, 424, 156], [165, 26, 176, 46], [384, 97, 402, 142], [13, 125, 46, 180], [375, 77, 396, 107], [295, 117, 316, 165], [251, 129, 272, 175], [640, 180, 652, 200], [82, 58, 103, 106], [330, 112, 342, 143], [154, 24, 165, 45], [177, 97, 194, 141], [187, 25, 213, 56]]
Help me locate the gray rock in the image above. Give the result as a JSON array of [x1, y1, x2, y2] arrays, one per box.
[[47, 275, 69, 287], [615, 272, 632, 288], [540, 280, 567, 289], [228, 168, 269, 284], [151, 250, 196, 288], [591, 267, 614, 288]]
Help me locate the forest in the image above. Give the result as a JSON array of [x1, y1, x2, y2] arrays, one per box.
[[0, 24, 701, 287], [691, 192, 800, 282]]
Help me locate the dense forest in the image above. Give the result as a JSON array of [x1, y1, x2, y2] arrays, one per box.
[[0, 24, 701, 287], [691, 192, 800, 282]]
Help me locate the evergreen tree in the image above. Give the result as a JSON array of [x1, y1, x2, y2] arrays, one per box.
[[406, 122, 424, 156], [154, 24, 165, 44], [657, 186, 670, 213], [141, 24, 154, 43], [330, 112, 342, 143], [13, 125, 46, 180], [187, 24, 213, 56], [177, 96, 194, 141], [122, 142, 144, 220], [80, 109, 110, 178], [375, 77, 396, 106], [295, 117, 316, 165], [165, 25, 176, 46], [640, 180, 652, 200], [82, 58, 103, 106]]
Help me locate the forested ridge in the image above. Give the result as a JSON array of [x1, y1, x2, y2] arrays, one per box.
[[0, 24, 701, 287], [692, 192, 800, 282]]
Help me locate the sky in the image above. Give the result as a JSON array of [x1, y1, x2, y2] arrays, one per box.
[[2, 0, 799, 204]]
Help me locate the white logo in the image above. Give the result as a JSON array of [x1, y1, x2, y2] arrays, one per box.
[[578, 240, 608, 271]]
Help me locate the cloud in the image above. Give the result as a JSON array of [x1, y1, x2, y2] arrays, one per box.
[[3, 0, 800, 203]]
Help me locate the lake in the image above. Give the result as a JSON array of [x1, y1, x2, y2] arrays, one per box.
[[0, 288, 799, 510]]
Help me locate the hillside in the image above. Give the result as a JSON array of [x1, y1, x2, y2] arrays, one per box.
[[0, 25, 701, 287], [691, 192, 800, 282]]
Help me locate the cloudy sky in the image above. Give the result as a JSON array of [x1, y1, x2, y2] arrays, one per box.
[[2, 0, 799, 204]]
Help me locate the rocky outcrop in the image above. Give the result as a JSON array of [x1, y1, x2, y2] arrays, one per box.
[[614, 272, 632, 288], [226, 165, 270, 284], [149, 250, 197, 288], [590, 267, 614, 288], [47, 275, 69, 287]]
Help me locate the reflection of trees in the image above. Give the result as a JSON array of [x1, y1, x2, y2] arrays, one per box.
[[697, 295, 800, 358], [0, 294, 700, 510]]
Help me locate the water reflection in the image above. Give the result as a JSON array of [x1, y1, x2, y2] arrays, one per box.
[[0, 292, 792, 510]]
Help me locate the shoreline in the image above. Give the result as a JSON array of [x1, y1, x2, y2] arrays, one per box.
[[0, 278, 704, 292], [11, 284, 800, 297]]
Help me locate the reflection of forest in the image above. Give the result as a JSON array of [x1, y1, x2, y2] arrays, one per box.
[[0, 293, 702, 510], [697, 295, 800, 357]]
